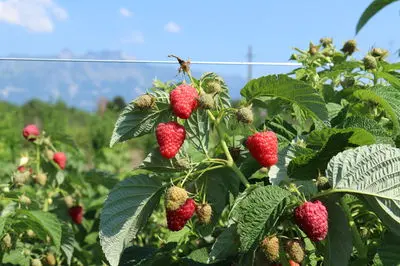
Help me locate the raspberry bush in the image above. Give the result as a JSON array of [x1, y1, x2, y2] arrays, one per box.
[[100, 42, 400, 265]]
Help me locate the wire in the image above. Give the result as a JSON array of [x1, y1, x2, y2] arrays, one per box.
[[0, 57, 302, 66]]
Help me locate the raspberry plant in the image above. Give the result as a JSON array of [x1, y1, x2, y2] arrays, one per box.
[[101, 42, 400, 266]]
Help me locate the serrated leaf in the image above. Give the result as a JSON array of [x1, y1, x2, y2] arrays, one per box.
[[110, 93, 171, 147], [323, 198, 353, 266], [140, 148, 179, 172], [289, 128, 375, 180], [326, 144, 400, 235], [2, 248, 30, 266], [208, 225, 239, 263], [186, 248, 209, 263], [99, 174, 163, 266], [231, 186, 291, 252], [353, 88, 400, 135], [356, 0, 400, 34], [377, 71, 400, 88], [241, 74, 328, 122], [118, 245, 157, 266], [17, 210, 62, 249], [85, 169, 119, 189], [377, 232, 400, 265], [326, 102, 343, 121], [185, 109, 210, 155], [61, 224, 75, 265], [166, 226, 190, 243]]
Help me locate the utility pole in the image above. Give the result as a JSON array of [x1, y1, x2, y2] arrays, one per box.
[[247, 45, 253, 81]]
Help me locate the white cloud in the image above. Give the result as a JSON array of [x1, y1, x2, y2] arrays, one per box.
[[0, 0, 68, 33], [121, 31, 144, 44], [68, 84, 78, 98], [119, 7, 132, 17], [164, 21, 181, 33], [0, 86, 24, 98]]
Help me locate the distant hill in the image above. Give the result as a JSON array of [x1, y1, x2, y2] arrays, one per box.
[[0, 50, 247, 111]]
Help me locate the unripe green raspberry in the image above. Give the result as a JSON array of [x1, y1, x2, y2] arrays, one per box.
[[196, 203, 212, 224], [175, 158, 191, 170], [31, 258, 42, 266], [316, 176, 331, 191], [289, 54, 298, 61], [371, 47, 389, 60], [46, 253, 56, 266], [134, 94, 155, 109], [35, 172, 47, 186], [198, 93, 215, 109], [320, 37, 333, 48], [165, 186, 188, 211], [363, 55, 377, 70], [341, 76, 355, 89], [236, 106, 254, 124], [309, 43, 319, 55], [19, 195, 31, 205], [2, 233, 11, 248], [45, 149, 54, 161], [205, 81, 222, 94], [260, 235, 280, 262], [286, 240, 305, 263], [341, 40, 357, 55], [26, 229, 36, 238], [64, 195, 74, 208], [14, 172, 29, 186]]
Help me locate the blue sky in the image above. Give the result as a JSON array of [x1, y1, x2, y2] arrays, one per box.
[[0, 0, 399, 78]]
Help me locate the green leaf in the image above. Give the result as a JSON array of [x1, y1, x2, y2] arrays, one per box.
[[17, 210, 62, 249], [326, 102, 343, 121], [353, 87, 400, 135], [119, 245, 157, 266], [377, 232, 400, 265], [265, 116, 297, 142], [184, 109, 210, 155], [231, 186, 291, 252], [323, 198, 353, 266], [99, 174, 163, 266], [208, 225, 240, 263], [85, 169, 119, 189], [186, 247, 209, 263], [0, 217, 5, 237], [109, 92, 171, 147], [289, 128, 375, 180], [61, 224, 75, 266], [2, 249, 30, 266], [356, 0, 400, 34], [240, 75, 328, 122], [376, 71, 400, 88], [326, 144, 400, 235], [140, 148, 179, 172]]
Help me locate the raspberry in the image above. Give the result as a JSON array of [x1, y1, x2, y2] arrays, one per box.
[[170, 84, 199, 119], [316, 176, 330, 191], [31, 258, 42, 266], [205, 81, 222, 94], [64, 195, 74, 208], [370, 47, 388, 60], [35, 172, 47, 186], [53, 152, 67, 170], [175, 158, 191, 170], [196, 203, 212, 224], [17, 165, 26, 173], [236, 106, 254, 124], [45, 149, 54, 161], [363, 55, 377, 70], [26, 229, 36, 238], [294, 200, 328, 242], [46, 253, 56, 266], [22, 124, 40, 141], [260, 235, 280, 262], [19, 195, 31, 205], [246, 131, 278, 167], [68, 205, 84, 224], [2, 233, 11, 248], [286, 240, 304, 263], [289, 260, 300, 266], [320, 37, 333, 48], [165, 186, 188, 211], [134, 94, 155, 109], [309, 43, 319, 55], [198, 93, 215, 109], [341, 40, 357, 55], [156, 122, 186, 159], [166, 198, 196, 231]]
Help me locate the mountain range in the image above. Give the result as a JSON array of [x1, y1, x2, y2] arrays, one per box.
[[0, 50, 248, 111]]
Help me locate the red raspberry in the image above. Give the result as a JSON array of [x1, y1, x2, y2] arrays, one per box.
[[246, 131, 278, 167], [289, 260, 300, 266], [53, 152, 67, 170], [294, 200, 328, 242], [156, 122, 186, 159], [68, 205, 83, 224], [17, 166, 26, 173], [22, 124, 40, 141], [166, 198, 196, 231], [170, 84, 199, 119]]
